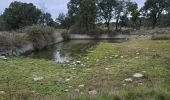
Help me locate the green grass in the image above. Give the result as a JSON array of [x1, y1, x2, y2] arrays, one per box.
[[0, 38, 170, 100]]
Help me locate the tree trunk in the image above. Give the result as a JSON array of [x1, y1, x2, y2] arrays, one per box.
[[106, 22, 110, 33], [115, 19, 119, 31]]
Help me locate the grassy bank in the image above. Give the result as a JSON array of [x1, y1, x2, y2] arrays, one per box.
[[0, 37, 170, 100]]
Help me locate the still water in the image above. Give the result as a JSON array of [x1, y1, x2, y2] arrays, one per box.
[[26, 40, 124, 63]]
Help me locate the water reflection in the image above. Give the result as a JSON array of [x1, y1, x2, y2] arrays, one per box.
[[25, 40, 125, 63], [54, 51, 67, 63]]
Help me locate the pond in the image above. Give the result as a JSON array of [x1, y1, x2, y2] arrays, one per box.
[[25, 40, 125, 63]]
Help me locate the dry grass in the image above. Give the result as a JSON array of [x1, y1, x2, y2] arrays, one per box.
[[0, 32, 28, 49]]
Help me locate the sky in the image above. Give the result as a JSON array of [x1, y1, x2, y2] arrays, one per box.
[[0, 0, 145, 19]]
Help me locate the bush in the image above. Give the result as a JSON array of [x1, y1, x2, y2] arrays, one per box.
[[61, 30, 70, 41], [0, 32, 28, 48], [23, 25, 55, 50], [152, 33, 170, 40]]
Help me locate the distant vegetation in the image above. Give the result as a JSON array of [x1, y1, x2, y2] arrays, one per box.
[[0, 0, 169, 33]]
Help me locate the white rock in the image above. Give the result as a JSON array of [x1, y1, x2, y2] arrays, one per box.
[[33, 76, 44, 81], [105, 68, 109, 70], [136, 53, 140, 55], [75, 89, 80, 92], [133, 73, 144, 78], [88, 89, 97, 95], [64, 89, 69, 92], [72, 68, 76, 70], [68, 86, 72, 88], [65, 78, 71, 82], [124, 78, 133, 82], [78, 84, 85, 88], [120, 56, 124, 59], [142, 71, 146, 73], [135, 57, 139, 59], [76, 61, 81, 64], [0, 91, 5, 94], [0, 56, 7, 60]]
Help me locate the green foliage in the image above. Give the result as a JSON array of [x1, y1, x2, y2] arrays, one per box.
[[128, 2, 140, 28], [56, 13, 72, 29], [0, 15, 7, 31], [3, 1, 42, 30], [98, 0, 116, 32], [142, 0, 167, 29], [79, 0, 97, 31], [38, 13, 54, 26]]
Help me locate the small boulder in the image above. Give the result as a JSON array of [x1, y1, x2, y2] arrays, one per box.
[[33, 76, 44, 81], [120, 56, 124, 59], [0, 56, 7, 60], [78, 84, 85, 88], [75, 89, 80, 92], [105, 68, 109, 70], [133, 73, 144, 78], [88, 89, 97, 95], [124, 78, 133, 83], [0, 91, 5, 94], [64, 89, 69, 92], [76, 61, 81, 64]]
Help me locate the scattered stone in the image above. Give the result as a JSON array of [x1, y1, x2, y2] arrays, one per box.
[[124, 78, 133, 83], [123, 84, 126, 86], [31, 90, 36, 93], [133, 73, 144, 78], [138, 82, 143, 85], [135, 57, 139, 59], [142, 71, 146, 73], [0, 91, 5, 94], [72, 68, 76, 70], [120, 56, 124, 59], [105, 68, 109, 70], [136, 53, 140, 55], [64, 89, 69, 92], [76, 61, 81, 64], [65, 78, 71, 82], [33, 76, 44, 81], [78, 84, 85, 88], [68, 86, 72, 88], [115, 55, 119, 58], [75, 89, 80, 92], [0, 56, 7, 60], [88, 89, 97, 95]]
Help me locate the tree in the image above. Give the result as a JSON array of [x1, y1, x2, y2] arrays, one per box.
[[79, 0, 97, 31], [3, 1, 41, 30], [114, 0, 127, 31], [128, 2, 140, 29], [98, 0, 116, 32], [142, 0, 167, 29], [67, 0, 80, 24], [38, 13, 54, 26], [56, 13, 71, 29]]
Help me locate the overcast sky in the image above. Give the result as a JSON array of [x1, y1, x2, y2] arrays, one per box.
[[0, 0, 145, 19]]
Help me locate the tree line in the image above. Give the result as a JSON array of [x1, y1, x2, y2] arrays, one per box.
[[58, 0, 170, 32], [0, 0, 170, 32]]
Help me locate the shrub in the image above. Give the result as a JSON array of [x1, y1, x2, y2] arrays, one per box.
[[152, 33, 170, 40], [61, 30, 70, 41], [0, 32, 28, 48], [23, 25, 55, 50]]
